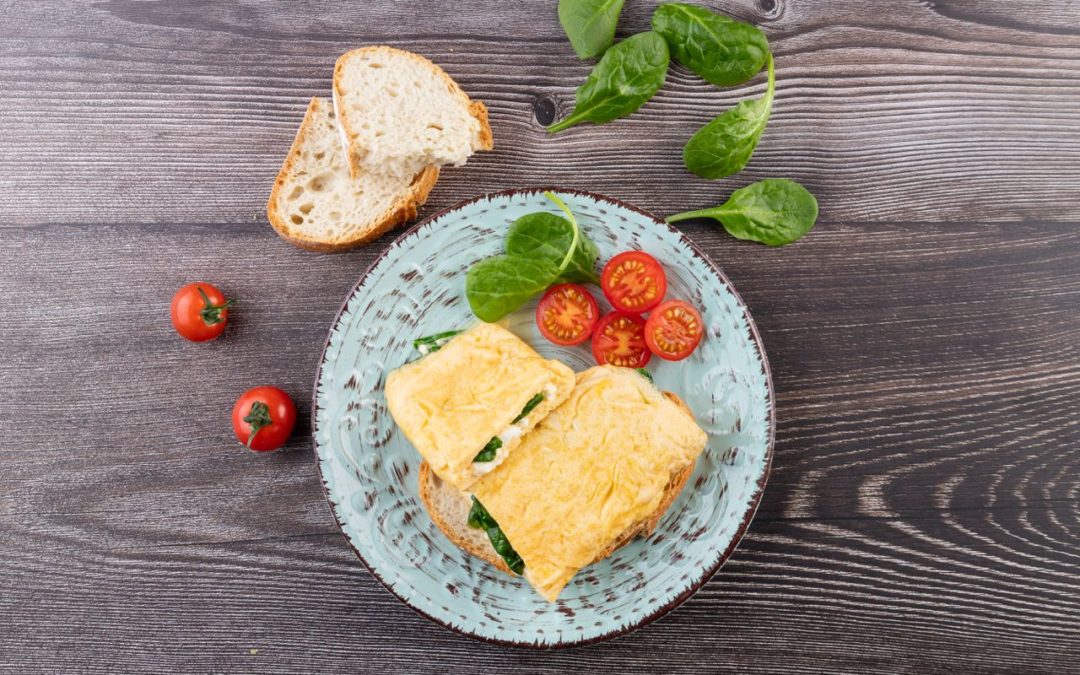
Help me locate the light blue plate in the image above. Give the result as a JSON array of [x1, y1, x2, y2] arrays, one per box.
[[312, 188, 774, 648]]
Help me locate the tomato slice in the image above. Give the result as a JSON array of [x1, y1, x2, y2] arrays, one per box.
[[644, 300, 704, 361], [536, 283, 599, 346], [591, 312, 652, 368], [601, 251, 667, 314]]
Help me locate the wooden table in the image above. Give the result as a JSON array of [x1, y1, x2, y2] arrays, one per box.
[[2, 1, 1078, 672]]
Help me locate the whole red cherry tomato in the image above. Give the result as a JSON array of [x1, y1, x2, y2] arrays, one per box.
[[171, 283, 232, 342], [231, 386, 296, 452]]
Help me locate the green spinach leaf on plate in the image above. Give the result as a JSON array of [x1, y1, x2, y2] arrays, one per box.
[[559, 0, 626, 59], [548, 31, 670, 133], [465, 255, 561, 323], [652, 3, 769, 87], [667, 178, 818, 246], [505, 212, 600, 284]]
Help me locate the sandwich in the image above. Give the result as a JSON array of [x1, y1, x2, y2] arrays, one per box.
[[419, 365, 709, 601], [385, 323, 576, 492]]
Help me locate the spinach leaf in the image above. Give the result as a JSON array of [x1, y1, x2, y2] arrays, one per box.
[[473, 436, 502, 463], [636, 367, 654, 382], [559, 0, 626, 60], [412, 330, 462, 355], [667, 178, 818, 246], [512, 393, 545, 423], [466, 192, 589, 322], [652, 3, 769, 87], [682, 53, 774, 179], [548, 31, 670, 133], [467, 496, 497, 530], [505, 212, 600, 284], [486, 526, 526, 575], [465, 255, 561, 323], [466, 497, 525, 575]]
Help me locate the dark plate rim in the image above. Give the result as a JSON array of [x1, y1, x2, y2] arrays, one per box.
[[310, 187, 776, 649]]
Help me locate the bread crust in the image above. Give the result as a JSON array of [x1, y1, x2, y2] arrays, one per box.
[[332, 46, 493, 179], [417, 391, 699, 578], [265, 97, 439, 252]]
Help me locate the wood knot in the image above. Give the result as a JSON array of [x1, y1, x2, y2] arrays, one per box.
[[757, 0, 783, 19], [532, 94, 558, 126]]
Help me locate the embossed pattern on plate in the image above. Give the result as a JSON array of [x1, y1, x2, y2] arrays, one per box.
[[313, 189, 774, 647]]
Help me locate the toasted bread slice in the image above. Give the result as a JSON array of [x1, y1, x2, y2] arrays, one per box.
[[332, 46, 493, 180], [266, 97, 439, 252], [418, 391, 697, 577]]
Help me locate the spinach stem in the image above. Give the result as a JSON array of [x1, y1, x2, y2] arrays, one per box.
[[543, 191, 580, 275], [666, 207, 722, 223]]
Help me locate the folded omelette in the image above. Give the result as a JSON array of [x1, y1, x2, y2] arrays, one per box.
[[385, 323, 576, 491], [470, 365, 708, 601]]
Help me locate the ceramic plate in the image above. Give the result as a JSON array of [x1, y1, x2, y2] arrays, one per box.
[[312, 188, 774, 647]]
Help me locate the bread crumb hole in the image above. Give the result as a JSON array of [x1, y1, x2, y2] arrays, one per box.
[[308, 173, 333, 192], [369, 63, 384, 69], [329, 211, 342, 221], [290, 215, 303, 225], [387, 88, 399, 98], [287, 186, 304, 200], [314, 151, 325, 161], [427, 123, 443, 131], [299, 203, 314, 214]]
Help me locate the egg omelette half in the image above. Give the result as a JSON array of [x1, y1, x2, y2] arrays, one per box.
[[469, 365, 708, 601], [385, 322, 576, 492]]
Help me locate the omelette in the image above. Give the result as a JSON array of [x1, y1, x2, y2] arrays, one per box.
[[469, 365, 709, 601], [385, 322, 576, 491]]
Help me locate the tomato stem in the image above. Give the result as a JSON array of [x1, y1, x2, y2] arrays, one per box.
[[243, 401, 272, 448], [197, 286, 233, 326]]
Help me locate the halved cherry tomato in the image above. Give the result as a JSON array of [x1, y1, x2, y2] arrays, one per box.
[[600, 251, 667, 314], [171, 282, 232, 342], [536, 283, 599, 346], [591, 312, 652, 368], [644, 300, 704, 361], [231, 386, 297, 452]]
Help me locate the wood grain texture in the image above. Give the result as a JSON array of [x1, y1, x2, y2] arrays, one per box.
[[0, 0, 1078, 672]]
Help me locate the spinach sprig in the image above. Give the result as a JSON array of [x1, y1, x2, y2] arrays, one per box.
[[466, 192, 598, 322], [652, 3, 768, 87], [467, 497, 525, 575], [549, 3, 821, 245], [667, 178, 819, 246], [547, 31, 669, 133], [682, 53, 774, 180]]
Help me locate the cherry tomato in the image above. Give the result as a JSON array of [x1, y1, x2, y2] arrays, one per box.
[[535, 284, 600, 346], [591, 312, 652, 368], [600, 251, 667, 314], [231, 386, 297, 452], [171, 283, 232, 342], [644, 300, 704, 361]]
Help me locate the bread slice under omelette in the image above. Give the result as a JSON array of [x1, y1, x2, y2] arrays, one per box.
[[385, 323, 576, 492], [419, 365, 708, 602]]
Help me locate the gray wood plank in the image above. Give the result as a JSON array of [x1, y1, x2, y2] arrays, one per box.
[[1, 1, 1080, 227], [1, 220, 1077, 672]]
